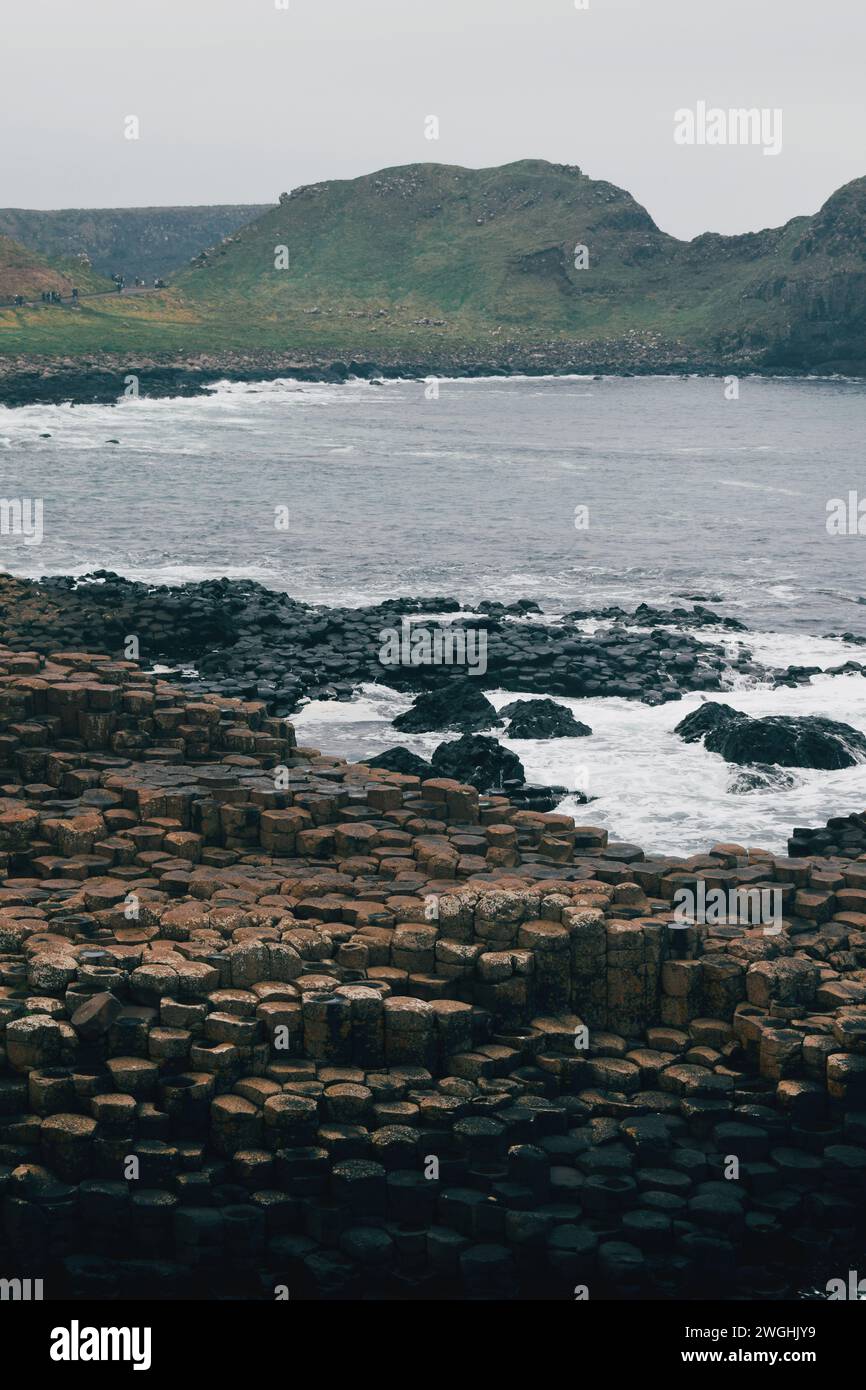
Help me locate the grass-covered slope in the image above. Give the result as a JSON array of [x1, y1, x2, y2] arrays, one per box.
[[0, 234, 111, 300], [176, 160, 685, 346], [1, 161, 864, 372]]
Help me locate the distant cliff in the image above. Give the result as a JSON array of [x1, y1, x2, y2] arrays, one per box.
[[0, 205, 270, 283]]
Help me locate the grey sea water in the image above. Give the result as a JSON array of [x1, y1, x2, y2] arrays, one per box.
[[1, 373, 865, 627], [2, 372, 866, 853]]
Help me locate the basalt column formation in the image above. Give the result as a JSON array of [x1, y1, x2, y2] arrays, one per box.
[[0, 648, 864, 1300]]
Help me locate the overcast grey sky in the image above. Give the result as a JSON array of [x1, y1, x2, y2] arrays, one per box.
[[1, 0, 862, 240]]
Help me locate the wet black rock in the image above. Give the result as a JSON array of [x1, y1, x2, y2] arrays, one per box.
[[365, 747, 433, 778], [430, 734, 525, 791], [773, 664, 823, 689], [824, 660, 866, 675], [375, 596, 463, 615], [676, 702, 741, 744], [392, 679, 500, 734], [508, 783, 574, 812], [501, 698, 592, 739], [676, 702, 866, 770], [477, 598, 543, 616], [788, 810, 866, 857], [564, 602, 747, 632], [728, 714, 866, 770], [0, 573, 763, 712]]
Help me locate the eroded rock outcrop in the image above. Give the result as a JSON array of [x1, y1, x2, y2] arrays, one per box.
[[392, 680, 500, 734], [501, 698, 592, 739], [676, 702, 866, 769], [430, 734, 525, 791]]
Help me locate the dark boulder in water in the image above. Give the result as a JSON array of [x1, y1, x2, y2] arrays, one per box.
[[392, 679, 500, 733], [501, 697, 592, 739], [718, 715, 866, 769], [365, 746, 433, 778], [675, 702, 866, 769], [430, 734, 524, 790], [478, 597, 543, 616], [675, 702, 741, 743], [509, 783, 574, 812]]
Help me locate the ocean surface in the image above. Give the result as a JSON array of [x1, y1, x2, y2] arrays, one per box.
[[2, 372, 866, 855]]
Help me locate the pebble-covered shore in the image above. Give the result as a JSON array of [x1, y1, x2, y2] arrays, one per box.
[[0, 644, 864, 1300]]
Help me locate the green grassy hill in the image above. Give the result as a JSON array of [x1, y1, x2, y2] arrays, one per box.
[[177, 161, 680, 340], [0, 205, 270, 284], [1, 161, 864, 372]]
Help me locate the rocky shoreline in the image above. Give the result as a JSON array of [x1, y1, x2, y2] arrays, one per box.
[[0, 574, 828, 714], [3, 571, 865, 812], [0, 640, 865, 1300], [0, 347, 855, 408]]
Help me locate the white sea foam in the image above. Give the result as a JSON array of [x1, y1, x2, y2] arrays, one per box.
[[291, 674, 866, 857]]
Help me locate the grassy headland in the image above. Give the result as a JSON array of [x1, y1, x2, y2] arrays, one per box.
[[1, 161, 864, 384]]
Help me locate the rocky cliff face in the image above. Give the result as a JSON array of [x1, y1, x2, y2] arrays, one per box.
[[727, 178, 866, 371]]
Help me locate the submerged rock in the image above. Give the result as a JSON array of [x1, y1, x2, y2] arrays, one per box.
[[501, 697, 592, 739], [430, 733, 525, 790], [728, 765, 798, 794], [676, 702, 866, 769], [392, 679, 500, 733]]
